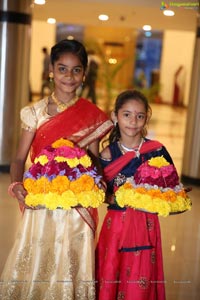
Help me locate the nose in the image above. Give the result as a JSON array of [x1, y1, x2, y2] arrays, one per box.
[[64, 69, 74, 79], [130, 115, 137, 124]]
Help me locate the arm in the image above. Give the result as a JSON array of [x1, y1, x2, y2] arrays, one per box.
[[99, 146, 115, 203], [9, 129, 36, 206]]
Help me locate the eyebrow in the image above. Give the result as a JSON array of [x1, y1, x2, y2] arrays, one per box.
[[122, 110, 146, 114], [57, 63, 83, 68]]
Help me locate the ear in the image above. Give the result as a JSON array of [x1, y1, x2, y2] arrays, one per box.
[[111, 111, 117, 125], [49, 63, 53, 73]]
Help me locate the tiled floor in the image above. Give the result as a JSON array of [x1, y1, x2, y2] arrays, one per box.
[[0, 102, 200, 299]]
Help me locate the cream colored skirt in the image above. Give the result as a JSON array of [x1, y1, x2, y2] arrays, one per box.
[[0, 208, 95, 299]]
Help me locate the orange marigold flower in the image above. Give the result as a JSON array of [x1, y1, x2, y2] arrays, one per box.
[[162, 190, 177, 202], [70, 174, 95, 194], [52, 138, 74, 148], [135, 187, 147, 194], [178, 190, 187, 197], [35, 177, 51, 194], [148, 189, 162, 198], [123, 182, 132, 189], [24, 178, 36, 193], [51, 176, 70, 194]]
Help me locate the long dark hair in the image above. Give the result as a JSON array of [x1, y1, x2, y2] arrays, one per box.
[[109, 90, 152, 144], [50, 39, 88, 71]]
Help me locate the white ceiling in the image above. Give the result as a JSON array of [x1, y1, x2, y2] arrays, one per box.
[[32, 0, 199, 32]]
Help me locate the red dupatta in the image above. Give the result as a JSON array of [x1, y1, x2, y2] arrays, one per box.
[[29, 98, 113, 234], [103, 140, 164, 251], [30, 98, 113, 162], [104, 140, 163, 182]]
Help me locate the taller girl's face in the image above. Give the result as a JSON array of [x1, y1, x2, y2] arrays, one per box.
[[116, 99, 147, 139], [52, 52, 85, 94]]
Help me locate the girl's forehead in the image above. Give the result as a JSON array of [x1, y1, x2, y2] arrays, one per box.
[[119, 99, 146, 111], [55, 52, 82, 64]]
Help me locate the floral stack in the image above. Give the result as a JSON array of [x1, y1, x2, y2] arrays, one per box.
[[115, 156, 192, 217], [23, 138, 105, 210]]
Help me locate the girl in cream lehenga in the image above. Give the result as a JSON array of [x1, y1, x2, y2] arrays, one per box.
[[0, 39, 112, 300]]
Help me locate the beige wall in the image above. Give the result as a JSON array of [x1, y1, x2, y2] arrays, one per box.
[[30, 21, 196, 108], [30, 20, 56, 95], [160, 30, 195, 106]]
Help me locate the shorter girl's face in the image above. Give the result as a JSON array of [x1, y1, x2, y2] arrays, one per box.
[[52, 52, 85, 94], [116, 99, 147, 140]]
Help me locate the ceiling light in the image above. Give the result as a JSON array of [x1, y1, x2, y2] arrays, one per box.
[[143, 25, 152, 31], [145, 31, 152, 37], [67, 35, 74, 40], [163, 10, 175, 16], [98, 14, 109, 21], [47, 18, 56, 24], [108, 58, 117, 64], [34, 0, 46, 5]]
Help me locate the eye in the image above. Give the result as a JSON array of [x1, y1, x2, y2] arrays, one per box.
[[123, 112, 130, 118], [137, 114, 145, 120], [58, 66, 67, 74], [72, 67, 83, 75]]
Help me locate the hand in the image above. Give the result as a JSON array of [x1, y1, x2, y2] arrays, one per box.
[[105, 193, 115, 204], [12, 184, 32, 210], [184, 187, 192, 193], [98, 179, 107, 192]]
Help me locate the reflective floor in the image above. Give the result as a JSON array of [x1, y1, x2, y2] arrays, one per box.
[[0, 102, 200, 299]]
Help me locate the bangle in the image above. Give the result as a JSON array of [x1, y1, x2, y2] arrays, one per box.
[[8, 182, 23, 198]]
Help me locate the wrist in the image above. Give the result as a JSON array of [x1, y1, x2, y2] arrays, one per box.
[[8, 182, 23, 198]]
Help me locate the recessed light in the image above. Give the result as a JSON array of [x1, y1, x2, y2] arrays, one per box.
[[143, 25, 152, 31], [34, 0, 46, 5], [163, 10, 175, 16], [145, 31, 152, 37], [47, 18, 56, 24], [67, 35, 74, 40], [98, 14, 109, 21]]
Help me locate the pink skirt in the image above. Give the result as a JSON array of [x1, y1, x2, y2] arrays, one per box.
[[96, 207, 166, 300]]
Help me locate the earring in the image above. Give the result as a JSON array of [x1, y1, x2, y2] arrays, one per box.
[[114, 120, 118, 127], [76, 82, 84, 96], [49, 72, 54, 82]]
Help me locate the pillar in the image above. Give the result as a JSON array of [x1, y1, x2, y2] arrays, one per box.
[[181, 14, 200, 185], [0, 0, 32, 172]]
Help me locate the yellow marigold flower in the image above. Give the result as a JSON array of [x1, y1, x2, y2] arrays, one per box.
[[66, 158, 79, 168], [43, 192, 59, 210], [24, 178, 36, 193], [70, 175, 95, 194], [34, 155, 48, 166], [148, 156, 169, 168], [54, 156, 68, 163], [60, 190, 78, 209], [77, 190, 105, 207], [52, 138, 74, 148], [79, 155, 92, 168], [25, 193, 44, 207], [51, 176, 70, 194]]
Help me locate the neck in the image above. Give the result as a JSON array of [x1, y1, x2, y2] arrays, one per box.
[[119, 136, 143, 149], [53, 91, 76, 103], [51, 92, 79, 112]]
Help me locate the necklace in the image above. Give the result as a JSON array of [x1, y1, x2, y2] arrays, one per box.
[[51, 92, 79, 112], [118, 138, 144, 157]]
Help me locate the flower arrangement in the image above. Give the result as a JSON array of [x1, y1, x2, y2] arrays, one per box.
[[23, 138, 105, 209], [115, 156, 192, 217]]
